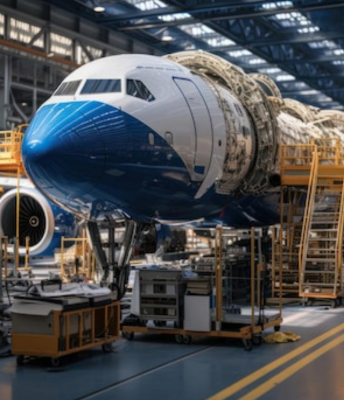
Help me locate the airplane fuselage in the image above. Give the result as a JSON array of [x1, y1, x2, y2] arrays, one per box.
[[21, 52, 315, 227]]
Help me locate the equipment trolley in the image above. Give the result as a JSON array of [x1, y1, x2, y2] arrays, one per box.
[[11, 300, 120, 366]]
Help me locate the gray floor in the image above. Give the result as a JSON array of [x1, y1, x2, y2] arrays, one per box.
[[1, 303, 344, 400]]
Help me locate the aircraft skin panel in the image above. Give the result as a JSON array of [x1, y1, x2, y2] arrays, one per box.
[[173, 77, 213, 180]]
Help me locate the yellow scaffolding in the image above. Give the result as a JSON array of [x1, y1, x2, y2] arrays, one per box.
[[0, 125, 28, 275], [279, 138, 344, 306], [59, 233, 96, 282]]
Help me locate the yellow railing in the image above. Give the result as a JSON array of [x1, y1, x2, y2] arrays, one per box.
[[0, 124, 28, 174], [298, 149, 318, 274], [334, 181, 344, 293], [281, 138, 344, 169]]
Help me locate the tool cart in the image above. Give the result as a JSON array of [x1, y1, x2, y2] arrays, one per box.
[[10, 281, 120, 366], [122, 227, 283, 350]]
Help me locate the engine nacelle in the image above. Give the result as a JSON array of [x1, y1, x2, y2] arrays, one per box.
[[0, 187, 77, 256]]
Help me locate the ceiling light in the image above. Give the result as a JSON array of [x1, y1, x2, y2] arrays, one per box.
[[93, 6, 105, 12], [162, 34, 173, 42]]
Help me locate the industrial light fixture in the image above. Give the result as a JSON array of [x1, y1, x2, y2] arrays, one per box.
[[161, 28, 173, 42], [162, 34, 173, 42], [93, 5, 105, 12]]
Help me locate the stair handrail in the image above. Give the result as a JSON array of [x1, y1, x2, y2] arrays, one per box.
[[299, 145, 318, 292], [334, 179, 344, 295]]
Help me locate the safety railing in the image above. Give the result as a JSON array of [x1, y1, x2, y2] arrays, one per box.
[[0, 124, 28, 174]]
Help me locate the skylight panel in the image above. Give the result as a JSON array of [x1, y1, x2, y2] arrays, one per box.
[[298, 26, 319, 34], [299, 90, 318, 95], [158, 13, 191, 22], [261, 1, 293, 9], [179, 23, 237, 49], [276, 74, 296, 82], [308, 40, 337, 49], [273, 11, 320, 32], [205, 37, 235, 48], [318, 95, 333, 102], [258, 67, 282, 74], [292, 82, 308, 89], [248, 57, 267, 65], [179, 23, 213, 37], [228, 49, 252, 58], [126, 0, 167, 10]]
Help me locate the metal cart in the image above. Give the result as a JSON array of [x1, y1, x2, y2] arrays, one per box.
[[11, 300, 120, 366], [122, 227, 283, 351]]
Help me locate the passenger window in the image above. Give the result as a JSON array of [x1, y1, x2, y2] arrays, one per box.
[[54, 80, 81, 96], [80, 79, 121, 94], [148, 133, 155, 145], [127, 79, 155, 102]]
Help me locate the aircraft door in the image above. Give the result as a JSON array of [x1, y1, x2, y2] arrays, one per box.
[[174, 78, 213, 181]]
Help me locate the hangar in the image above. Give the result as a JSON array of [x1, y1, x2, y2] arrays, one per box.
[[1, 1, 344, 400]]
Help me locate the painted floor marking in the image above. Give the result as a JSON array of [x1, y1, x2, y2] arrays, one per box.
[[238, 332, 344, 400], [206, 322, 344, 400]]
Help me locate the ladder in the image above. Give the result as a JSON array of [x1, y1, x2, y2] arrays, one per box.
[[299, 140, 344, 305], [271, 188, 304, 300]]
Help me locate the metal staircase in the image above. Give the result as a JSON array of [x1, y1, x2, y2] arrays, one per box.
[[279, 139, 344, 306], [298, 140, 344, 305]]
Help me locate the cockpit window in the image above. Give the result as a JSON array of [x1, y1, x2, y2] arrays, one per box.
[[81, 79, 121, 94], [126, 79, 155, 102], [54, 80, 81, 96]]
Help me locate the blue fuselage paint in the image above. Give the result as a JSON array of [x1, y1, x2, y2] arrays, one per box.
[[22, 100, 280, 227]]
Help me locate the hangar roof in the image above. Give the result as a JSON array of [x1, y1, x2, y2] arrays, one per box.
[[2, 0, 344, 112]]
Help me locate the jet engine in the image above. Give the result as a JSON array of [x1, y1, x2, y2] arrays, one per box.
[[0, 187, 77, 256]]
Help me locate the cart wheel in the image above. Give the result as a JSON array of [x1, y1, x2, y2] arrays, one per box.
[[102, 343, 113, 353], [252, 335, 263, 346], [123, 331, 134, 341], [243, 339, 253, 351], [50, 357, 60, 367], [183, 335, 192, 345], [274, 325, 281, 332], [175, 334, 184, 344], [16, 355, 24, 366]]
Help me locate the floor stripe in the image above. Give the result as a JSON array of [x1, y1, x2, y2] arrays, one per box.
[[238, 332, 344, 400], [206, 322, 344, 400]]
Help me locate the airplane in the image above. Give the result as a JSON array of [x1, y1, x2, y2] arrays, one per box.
[[0, 175, 77, 257], [20, 50, 344, 294]]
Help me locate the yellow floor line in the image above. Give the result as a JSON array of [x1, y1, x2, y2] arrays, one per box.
[[206, 322, 344, 400], [238, 332, 344, 400]]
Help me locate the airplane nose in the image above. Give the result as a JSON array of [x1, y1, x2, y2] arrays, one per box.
[[22, 101, 107, 203]]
